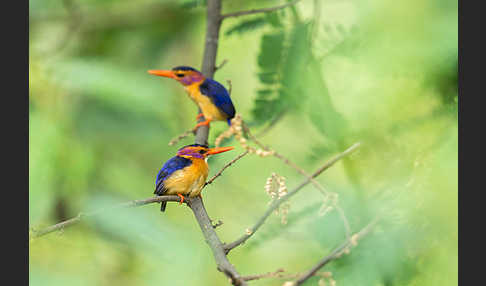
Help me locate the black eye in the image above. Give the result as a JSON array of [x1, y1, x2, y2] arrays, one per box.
[[176, 73, 184, 78], [199, 150, 206, 154]]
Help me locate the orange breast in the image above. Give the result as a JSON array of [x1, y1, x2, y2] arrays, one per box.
[[163, 158, 209, 197], [184, 83, 228, 121]]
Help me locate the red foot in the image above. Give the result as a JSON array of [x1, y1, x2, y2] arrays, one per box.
[[177, 194, 185, 205], [193, 119, 212, 131], [196, 113, 204, 120]]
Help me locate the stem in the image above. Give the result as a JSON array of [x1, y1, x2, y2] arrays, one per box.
[[294, 216, 381, 285], [190, 1, 247, 284], [30, 195, 183, 238], [224, 143, 361, 253], [188, 197, 246, 285]]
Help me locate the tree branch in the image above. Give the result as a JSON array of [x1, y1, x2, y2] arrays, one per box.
[[241, 268, 285, 281], [30, 149, 249, 239], [194, 0, 223, 146], [188, 197, 246, 285], [214, 59, 229, 72], [191, 1, 247, 284], [223, 142, 361, 253], [243, 123, 354, 238], [205, 151, 249, 187], [221, 0, 302, 19], [293, 216, 381, 285], [242, 268, 331, 282], [236, 216, 380, 285], [30, 195, 183, 239], [168, 129, 193, 146]]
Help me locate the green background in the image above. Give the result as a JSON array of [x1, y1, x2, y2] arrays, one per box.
[[29, 0, 457, 285]]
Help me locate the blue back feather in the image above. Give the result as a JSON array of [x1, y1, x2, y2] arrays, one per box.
[[199, 79, 236, 124], [154, 156, 192, 195]]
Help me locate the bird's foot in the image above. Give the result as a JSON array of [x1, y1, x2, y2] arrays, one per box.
[[196, 113, 204, 120], [177, 194, 185, 205], [192, 119, 212, 132]]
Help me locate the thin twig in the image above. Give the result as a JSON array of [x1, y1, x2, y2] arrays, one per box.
[[226, 79, 232, 96], [294, 216, 381, 285], [223, 142, 361, 253], [168, 129, 193, 146], [31, 149, 249, 239], [244, 123, 354, 239], [221, 0, 301, 19], [30, 195, 184, 238], [214, 59, 228, 72], [205, 151, 249, 187], [242, 269, 331, 282], [241, 268, 285, 281]]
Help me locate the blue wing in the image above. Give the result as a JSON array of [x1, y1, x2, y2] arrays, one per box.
[[154, 156, 192, 195], [199, 78, 236, 123]]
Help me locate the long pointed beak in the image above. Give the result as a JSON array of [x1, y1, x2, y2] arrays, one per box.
[[206, 146, 234, 155], [148, 70, 176, 79]]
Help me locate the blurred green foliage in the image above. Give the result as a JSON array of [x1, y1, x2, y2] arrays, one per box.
[[30, 0, 457, 285]]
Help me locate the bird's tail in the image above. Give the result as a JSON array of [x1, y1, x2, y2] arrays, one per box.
[[160, 201, 167, 212], [154, 185, 167, 212]]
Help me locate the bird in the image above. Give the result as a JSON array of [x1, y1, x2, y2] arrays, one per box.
[[154, 144, 234, 212], [148, 66, 236, 130]]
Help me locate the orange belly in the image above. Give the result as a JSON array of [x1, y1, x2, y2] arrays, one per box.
[[162, 159, 209, 197], [184, 84, 228, 121]]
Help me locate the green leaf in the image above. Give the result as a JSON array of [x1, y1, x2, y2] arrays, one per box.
[[265, 12, 283, 28], [257, 89, 276, 98], [225, 17, 268, 36], [257, 72, 278, 84], [305, 60, 348, 140], [257, 32, 285, 70]]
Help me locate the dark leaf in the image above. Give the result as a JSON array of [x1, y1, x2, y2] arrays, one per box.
[[225, 17, 268, 36]]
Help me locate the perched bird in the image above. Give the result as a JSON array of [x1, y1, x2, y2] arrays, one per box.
[[148, 66, 236, 130], [154, 144, 234, 212]]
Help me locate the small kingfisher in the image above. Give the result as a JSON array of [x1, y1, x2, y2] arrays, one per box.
[[154, 144, 234, 212], [148, 66, 236, 130]]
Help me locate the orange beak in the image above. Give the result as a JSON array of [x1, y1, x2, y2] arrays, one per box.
[[148, 70, 176, 79], [206, 146, 234, 155]]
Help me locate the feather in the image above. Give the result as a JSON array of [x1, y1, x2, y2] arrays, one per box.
[[154, 156, 192, 196], [199, 79, 236, 122]]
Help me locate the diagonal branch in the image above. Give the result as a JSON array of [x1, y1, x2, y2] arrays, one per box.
[[188, 197, 246, 285], [205, 151, 249, 187], [223, 142, 361, 253], [214, 59, 229, 72], [242, 268, 331, 282], [221, 0, 302, 19], [241, 268, 285, 281], [237, 216, 380, 285], [30, 195, 183, 239], [243, 123, 354, 238], [293, 216, 381, 285]]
